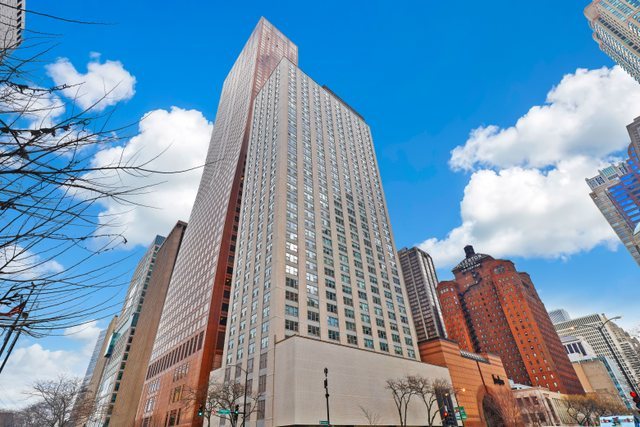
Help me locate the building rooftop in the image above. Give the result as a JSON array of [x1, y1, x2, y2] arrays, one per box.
[[452, 245, 491, 273]]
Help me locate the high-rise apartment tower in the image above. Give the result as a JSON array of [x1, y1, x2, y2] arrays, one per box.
[[220, 25, 424, 424], [398, 247, 447, 342], [437, 246, 584, 395], [585, 0, 640, 83], [140, 18, 298, 426]]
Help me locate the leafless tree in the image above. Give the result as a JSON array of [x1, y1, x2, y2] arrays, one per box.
[[483, 388, 524, 427], [182, 379, 262, 427], [358, 405, 381, 426], [20, 375, 83, 426], [406, 376, 455, 427], [565, 393, 629, 426], [386, 376, 416, 427], [0, 6, 211, 363]]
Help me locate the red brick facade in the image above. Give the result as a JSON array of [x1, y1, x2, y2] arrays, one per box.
[[437, 246, 584, 395]]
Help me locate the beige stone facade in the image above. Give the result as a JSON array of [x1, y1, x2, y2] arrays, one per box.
[[272, 335, 452, 426]]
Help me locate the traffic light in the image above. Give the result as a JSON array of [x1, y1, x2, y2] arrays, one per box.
[[631, 391, 640, 409], [197, 405, 204, 417], [232, 404, 240, 423]]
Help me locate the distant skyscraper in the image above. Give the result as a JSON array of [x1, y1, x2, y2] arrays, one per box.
[[0, 0, 24, 49], [548, 309, 571, 324], [71, 316, 118, 427], [585, 0, 640, 83], [141, 18, 298, 426], [555, 313, 640, 397], [587, 117, 640, 265], [437, 246, 584, 395], [90, 236, 164, 427], [398, 247, 447, 342], [82, 329, 107, 388], [102, 221, 186, 427]]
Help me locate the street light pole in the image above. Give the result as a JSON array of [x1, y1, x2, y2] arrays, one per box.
[[324, 367, 331, 426], [229, 362, 250, 427]]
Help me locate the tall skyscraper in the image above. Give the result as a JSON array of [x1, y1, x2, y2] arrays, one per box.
[[220, 25, 428, 424], [584, 0, 640, 83], [437, 246, 584, 395], [91, 236, 164, 426], [398, 247, 447, 342], [554, 313, 640, 397], [587, 117, 640, 266], [548, 309, 571, 324], [140, 19, 298, 426], [0, 0, 24, 49]]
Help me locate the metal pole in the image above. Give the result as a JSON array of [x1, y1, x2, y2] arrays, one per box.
[[0, 313, 26, 374], [324, 367, 330, 426], [242, 365, 248, 427]]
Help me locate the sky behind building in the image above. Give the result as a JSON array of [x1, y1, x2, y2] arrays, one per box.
[[1, 0, 639, 408]]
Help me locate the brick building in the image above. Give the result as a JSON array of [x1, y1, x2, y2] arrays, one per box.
[[437, 246, 583, 395]]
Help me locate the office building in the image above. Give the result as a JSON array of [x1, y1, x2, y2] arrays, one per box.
[[82, 329, 107, 389], [399, 247, 447, 342], [584, 0, 640, 83], [511, 385, 576, 426], [554, 313, 640, 397], [99, 221, 186, 427], [71, 316, 118, 427], [548, 309, 571, 325], [90, 236, 165, 426], [437, 246, 584, 395], [139, 18, 298, 427], [561, 335, 629, 407], [0, 0, 24, 49], [586, 120, 640, 267]]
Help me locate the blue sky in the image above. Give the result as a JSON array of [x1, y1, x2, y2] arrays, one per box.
[[2, 0, 639, 406]]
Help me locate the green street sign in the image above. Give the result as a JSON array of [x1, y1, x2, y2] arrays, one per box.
[[218, 409, 231, 415], [319, 421, 330, 425], [455, 406, 467, 420]]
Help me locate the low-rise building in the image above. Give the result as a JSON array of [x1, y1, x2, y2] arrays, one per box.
[[511, 384, 576, 426], [419, 338, 511, 427]]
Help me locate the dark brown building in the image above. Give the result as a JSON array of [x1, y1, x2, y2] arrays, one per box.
[[437, 246, 583, 395]]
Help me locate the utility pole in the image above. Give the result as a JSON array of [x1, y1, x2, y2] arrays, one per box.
[[324, 367, 331, 426]]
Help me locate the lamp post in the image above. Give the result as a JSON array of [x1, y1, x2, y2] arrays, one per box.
[[577, 316, 638, 395], [324, 367, 331, 426], [229, 362, 250, 427]]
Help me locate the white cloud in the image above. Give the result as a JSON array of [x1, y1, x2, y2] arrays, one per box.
[[87, 107, 212, 246], [0, 343, 87, 409], [64, 321, 101, 354], [0, 322, 101, 409], [46, 54, 136, 111], [450, 66, 640, 170], [421, 66, 640, 267], [420, 157, 618, 267], [0, 245, 63, 281], [0, 84, 65, 128]]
